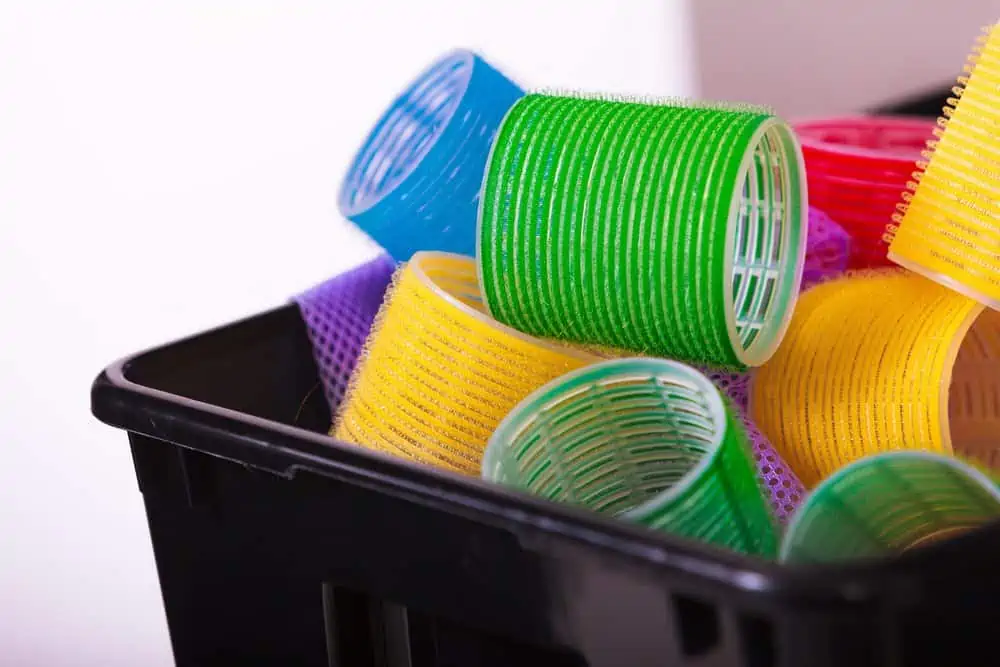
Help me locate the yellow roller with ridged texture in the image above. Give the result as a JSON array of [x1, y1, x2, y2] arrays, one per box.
[[332, 251, 598, 475], [749, 269, 995, 488], [886, 22, 1000, 310]]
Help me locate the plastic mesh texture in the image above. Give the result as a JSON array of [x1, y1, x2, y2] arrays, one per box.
[[704, 369, 805, 525], [293, 255, 396, 410], [781, 452, 1000, 563], [751, 269, 987, 488], [705, 369, 751, 411], [478, 93, 808, 369], [794, 116, 935, 270], [887, 23, 1000, 310], [744, 415, 805, 526], [802, 207, 851, 289], [333, 252, 597, 475], [338, 49, 524, 262], [484, 358, 777, 556]]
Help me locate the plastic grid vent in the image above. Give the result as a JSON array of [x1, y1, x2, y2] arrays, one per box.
[[731, 126, 788, 350]]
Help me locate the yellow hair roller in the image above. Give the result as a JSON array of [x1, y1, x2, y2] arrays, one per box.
[[887, 22, 1000, 310], [750, 270, 999, 488], [332, 251, 597, 475]]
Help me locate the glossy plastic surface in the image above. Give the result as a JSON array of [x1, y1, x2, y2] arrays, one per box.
[[92, 304, 1000, 666]]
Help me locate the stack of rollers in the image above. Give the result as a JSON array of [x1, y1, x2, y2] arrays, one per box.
[[324, 59, 817, 555], [474, 93, 826, 535], [709, 209, 854, 521], [794, 115, 935, 269], [751, 270, 1000, 559], [293, 35, 1000, 562], [296, 205, 844, 526], [749, 22, 1000, 561]]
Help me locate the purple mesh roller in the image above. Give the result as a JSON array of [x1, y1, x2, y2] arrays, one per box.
[[705, 368, 806, 525], [802, 206, 852, 290], [293, 255, 395, 410]]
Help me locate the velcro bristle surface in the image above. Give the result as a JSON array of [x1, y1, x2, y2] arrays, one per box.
[[751, 270, 987, 488], [887, 23, 1000, 309], [530, 88, 776, 115], [332, 251, 596, 475], [478, 93, 808, 369]]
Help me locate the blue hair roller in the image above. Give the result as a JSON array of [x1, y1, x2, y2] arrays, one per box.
[[338, 49, 524, 261]]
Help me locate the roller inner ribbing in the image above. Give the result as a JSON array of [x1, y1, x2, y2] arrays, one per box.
[[781, 453, 1000, 563], [342, 53, 471, 214], [495, 366, 723, 517], [421, 258, 486, 312], [950, 308, 1000, 469]]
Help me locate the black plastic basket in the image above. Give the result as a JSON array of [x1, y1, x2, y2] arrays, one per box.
[[91, 300, 1000, 667]]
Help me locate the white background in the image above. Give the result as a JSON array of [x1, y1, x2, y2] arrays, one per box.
[[0, 2, 694, 664]]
